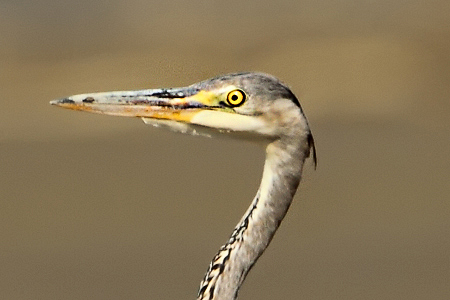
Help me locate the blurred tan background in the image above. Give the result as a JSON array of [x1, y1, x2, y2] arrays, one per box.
[[1, 0, 449, 299]]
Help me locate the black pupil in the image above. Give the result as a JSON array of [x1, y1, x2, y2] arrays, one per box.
[[231, 94, 239, 101]]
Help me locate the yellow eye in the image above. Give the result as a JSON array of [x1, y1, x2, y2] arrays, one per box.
[[226, 89, 246, 107]]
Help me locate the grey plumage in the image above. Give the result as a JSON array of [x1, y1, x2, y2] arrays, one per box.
[[51, 72, 316, 300], [195, 72, 304, 110]]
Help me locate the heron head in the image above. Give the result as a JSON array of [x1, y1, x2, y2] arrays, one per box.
[[51, 72, 315, 163]]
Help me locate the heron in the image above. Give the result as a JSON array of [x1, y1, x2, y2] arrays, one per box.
[[50, 72, 316, 300]]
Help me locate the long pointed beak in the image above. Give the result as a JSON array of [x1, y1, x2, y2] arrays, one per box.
[[51, 86, 270, 137], [50, 87, 221, 123]]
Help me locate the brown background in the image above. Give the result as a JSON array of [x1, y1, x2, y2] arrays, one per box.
[[1, 1, 449, 299]]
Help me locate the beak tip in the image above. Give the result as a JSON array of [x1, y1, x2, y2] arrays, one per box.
[[50, 98, 75, 106]]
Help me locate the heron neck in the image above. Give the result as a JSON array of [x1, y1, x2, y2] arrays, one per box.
[[197, 138, 308, 300]]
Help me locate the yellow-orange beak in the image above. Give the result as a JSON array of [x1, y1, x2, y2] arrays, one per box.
[[50, 88, 224, 123]]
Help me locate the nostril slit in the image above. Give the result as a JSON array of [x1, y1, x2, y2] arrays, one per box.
[[82, 97, 95, 103]]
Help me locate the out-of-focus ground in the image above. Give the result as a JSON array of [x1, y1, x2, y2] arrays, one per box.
[[1, 1, 449, 299]]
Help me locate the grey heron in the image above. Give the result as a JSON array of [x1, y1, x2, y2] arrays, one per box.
[[51, 72, 316, 300]]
